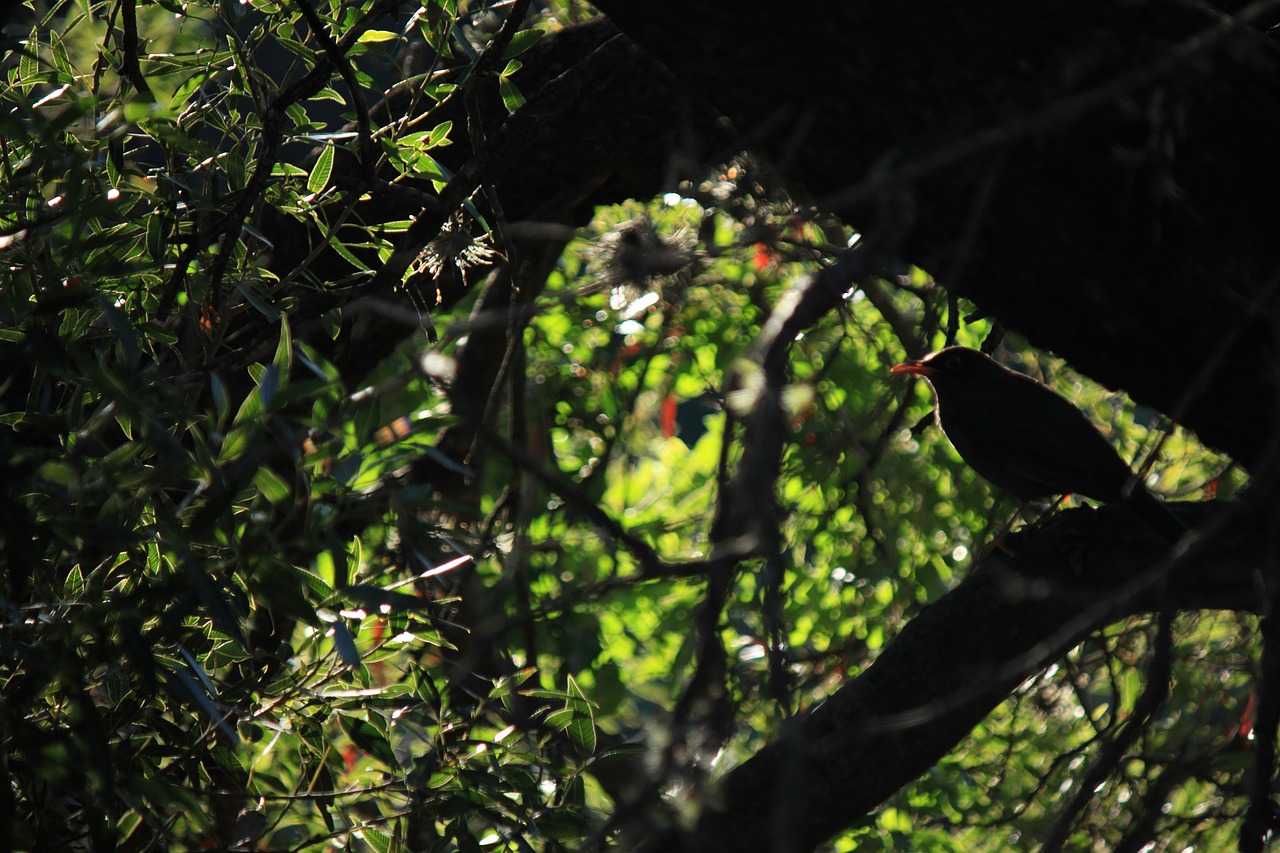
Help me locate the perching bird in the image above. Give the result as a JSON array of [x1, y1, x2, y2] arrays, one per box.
[[891, 346, 1185, 541]]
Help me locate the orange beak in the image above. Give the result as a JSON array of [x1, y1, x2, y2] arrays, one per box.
[[890, 359, 933, 377]]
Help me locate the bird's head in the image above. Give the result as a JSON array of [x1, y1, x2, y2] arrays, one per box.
[[890, 347, 994, 385], [890, 347, 1016, 411]]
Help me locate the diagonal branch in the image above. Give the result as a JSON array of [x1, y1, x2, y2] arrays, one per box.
[[676, 498, 1262, 853]]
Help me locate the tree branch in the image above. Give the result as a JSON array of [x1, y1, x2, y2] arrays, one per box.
[[1042, 611, 1174, 852], [674, 500, 1262, 852], [591, 0, 1280, 465]]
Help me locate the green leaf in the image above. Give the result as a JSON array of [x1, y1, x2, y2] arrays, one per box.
[[362, 827, 393, 853], [146, 210, 165, 260], [183, 559, 248, 649], [307, 145, 334, 194], [330, 239, 371, 272], [565, 675, 597, 753], [211, 373, 230, 426], [296, 341, 340, 383], [490, 668, 537, 701], [535, 811, 587, 843], [357, 29, 398, 44], [235, 281, 279, 320], [48, 30, 73, 77], [427, 120, 453, 148], [18, 40, 38, 88], [258, 364, 280, 411], [253, 467, 291, 505], [501, 29, 542, 59], [232, 364, 279, 425], [219, 424, 255, 461], [566, 711, 596, 754], [273, 313, 293, 378], [337, 714, 397, 767], [95, 295, 141, 370], [301, 563, 338, 599], [170, 665, 239, 743], [497, 76, 525, 115], [878, 807, 912, 833], [544, 708, 574, 731], [310, 86, 346, 103]]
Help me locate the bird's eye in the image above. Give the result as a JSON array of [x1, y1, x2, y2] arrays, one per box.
[[945, 355, 962, 371]]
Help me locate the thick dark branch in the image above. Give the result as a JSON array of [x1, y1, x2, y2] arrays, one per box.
[[653, 252, 877, 817], [671, 500, 1261, 853], [117, 0, 153, 101], [593, 0, 1280, 466], [1240, 559, 1280, 852]]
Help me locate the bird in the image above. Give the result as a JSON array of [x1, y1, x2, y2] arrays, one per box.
[[891, 346, 1186, 541]]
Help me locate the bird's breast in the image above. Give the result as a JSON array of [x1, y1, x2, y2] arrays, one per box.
[[934, 399, 1051, 502]]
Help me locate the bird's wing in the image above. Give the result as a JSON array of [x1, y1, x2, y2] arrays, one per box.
[[996, 384, 1135, 501]]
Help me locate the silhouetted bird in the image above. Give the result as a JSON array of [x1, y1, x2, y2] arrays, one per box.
[[891, 347, 1185, 541]]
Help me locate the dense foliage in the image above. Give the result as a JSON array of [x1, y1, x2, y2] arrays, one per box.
[[0, 1, 1258, 851]]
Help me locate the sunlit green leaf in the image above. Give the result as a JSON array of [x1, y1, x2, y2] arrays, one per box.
[[253, 467, 291, 505], [357, 29, 398, 44], [501, 29, 543, 60], [497, 75, 525, 114], [273, 314, 293, 377], [307, 144, 334, 194]]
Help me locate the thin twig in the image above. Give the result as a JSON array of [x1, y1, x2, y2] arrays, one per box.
[[1041, 612, 1175, 852]]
